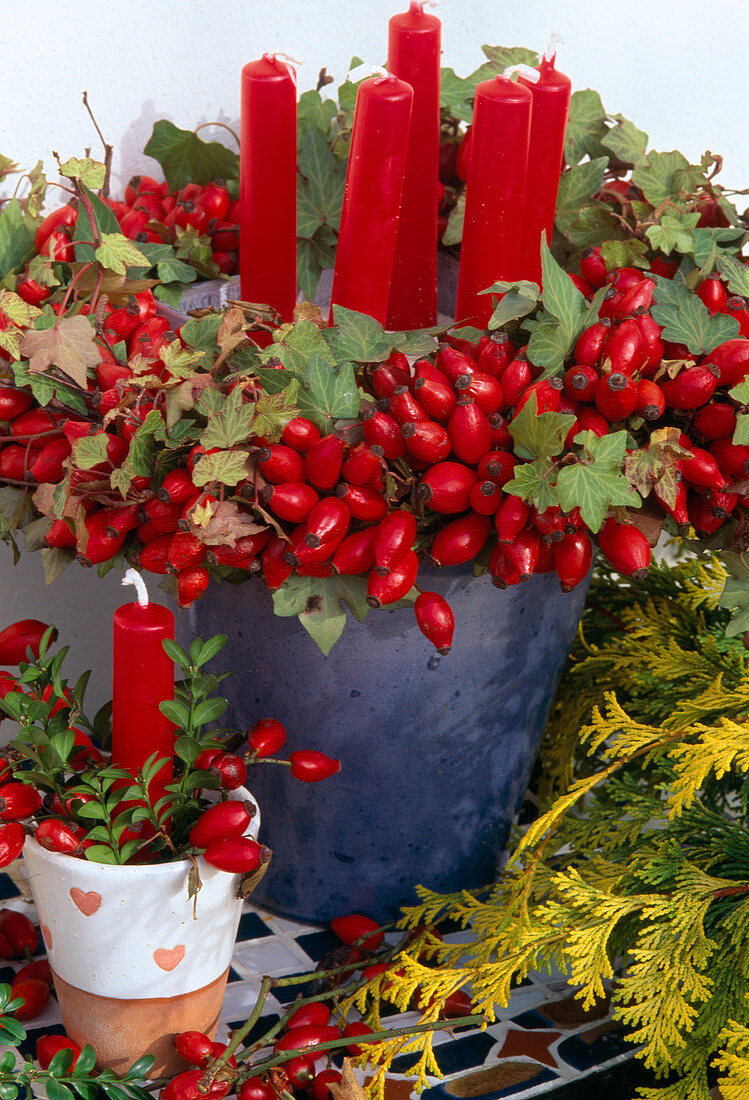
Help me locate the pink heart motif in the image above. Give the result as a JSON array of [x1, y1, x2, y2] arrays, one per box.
[[153, 945, 185, 971], [69, 888, 101, 916], [41, 923, 52, 950]]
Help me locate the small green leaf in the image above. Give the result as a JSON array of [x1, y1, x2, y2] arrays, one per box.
[[504, 458, 560, 511], [716, 251, 749, 295], [0, 1016, 26, 1043], [74, 186, 121, 264], [297, 355, 360, 432], [601, 117, 648, 168], [555, 159, 607, 221], [509, 392, 576, 461], [192, 697, 228, 727], [84, 845, 120, 864], [251, 380, 301, 443], [191, 449, 248, 488], [272, 572, 374, 654], [263, 319, 334, 374], [442, 189, 465, 247], [557, 429, 641, 532], [47, 1048, 76, 1075], [297, 126, 346, 234], [0, 198, 35, 279], [632, 149, 691, 206], [646, 212, 701, 256], [487, 280, 540, 330], [159, 699, 190, 727], [194, 634, 227, 667], [59, 156, 107, 190], [143, 120, 238, 191], [600, 239, 650, 270], [322, 306, 394, 363], [94, 233, 149, 275], [733, 414, 749, 446], [564, 89, 608, 165], [651, 275, 739, 354], [72, 433, 110, 471], [161, 638, 189, 668]]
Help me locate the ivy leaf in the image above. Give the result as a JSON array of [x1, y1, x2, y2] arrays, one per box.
[[600, 239, 650, 270], [156, 257, 197, 285], [555, 159, 607, 221], [632, 150, 691, 206], [191, 450, 248, 488], [509, 392, 576, 461], [718, 552, 749, 637], [200, 387, 256, 449], [0, 198, 34, 279], [21, 314, 100, 389], [504, 457, 561, 511], [555, 201, 623, 252], [442, 188, 466, 247], [124, 408, 168, 477], [733, 414, 749, 446], [95, 233, 149, 275], [527, 238, 589, 374], [297, 90, 337, 136], [297, 354, 360, 432], [651, 276, 739, 354], [557, 429, 641, 532], [601, 117, 648, 167], [72, 434, 110, 471], [262, 320, 334, 374], [272, 573, 374, 655], [481, 45, 539, 71], [487, 280, 540, 329], [623, 426, 690, 509], [716, 253, 749, 297], [693, 226, 747, 271], [564, 89, 608, 165], [59, 156, 106, 190], [322, 306, 394, 363], [143, 120, 238, 191], [251, 379, 300, 442], [439, 67, 477, 122], [729, 380, 749, 405], [297, 126, 346, 234], [75, 186, 120, 263], [181, 314, 223, 353], [0, 289, 42, 327], [646, 212, 701, 256]]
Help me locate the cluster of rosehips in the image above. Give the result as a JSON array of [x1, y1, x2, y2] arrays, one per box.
[[27, 175, 238, 279], [0, 625, 340, 870]]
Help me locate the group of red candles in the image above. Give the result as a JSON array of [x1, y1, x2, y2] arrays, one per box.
[[109, 6, 572, 791], [240, 1, 571, 332]]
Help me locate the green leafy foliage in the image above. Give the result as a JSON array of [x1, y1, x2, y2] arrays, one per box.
[[651, 276, 740, 354], [557, 430, 641, 532], [143, 120, 239, 191]]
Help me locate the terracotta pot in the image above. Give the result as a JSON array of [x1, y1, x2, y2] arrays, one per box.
[[23, 789, 260, 1077]]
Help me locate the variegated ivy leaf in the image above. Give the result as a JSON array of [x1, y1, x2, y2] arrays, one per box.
[[95, 234, 149, 276]]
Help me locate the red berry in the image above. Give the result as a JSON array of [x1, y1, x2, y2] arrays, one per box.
[[361, 407, 406, 461], [342, 1021, 375, 1057], [495, 496, 529, 544], [564, 364, 598, 403], [202, 836, 268, 873], [161, 1069, 231, 1100], [247, 718, 286, 758], [211, 753, 247, 792], [594, 372, 638, 421], [430, 513, 491, 567], [0, 783, 41, 821], [635, 378, 665, 421], [502, 527, 541, 580], [573, 318, 611, 365], [0, 387, 33, 421], [598, 518, 651, 579], [35, 818, 83, 855], [304, 497, 351, 549], [262, 482, 319, 524], [261, 536, 294, 590], [412, 376, 456, 422], [705, 338, 749, 387], [288, 751, 341, 783], [284, 1055, 317, 1089], [331, 529, 377, 576], [36, 1035, 81, 1070], [401, 420, 451, 464], [0, 822, 25, 868], [11, 977, 49, 1020], [366, 551, 418, 608], [447, 399, 492, 465], [552, 531, 593, 592], [0, 620, 54, 666], [660, 364, 719, 410], [281, 417, 320, 454], [285, 1002, 331, 1030], [692, 403, 736, 441], [274, 1023, 341, 1053], [312, 1070, 342, 1100], [341, 443, 381, 485], [237, 1081, 278, 1100], [330, 913, 384, 951], [177, 566, 210, 609], [189, 801, 254, 849], [174, 1030, 215, 1067], [418, 462, 478, 514], [305, 436, 344, 492], [373, 513, 417, 576], [336, 483, 388, 524], [370, 362, 410, 399]]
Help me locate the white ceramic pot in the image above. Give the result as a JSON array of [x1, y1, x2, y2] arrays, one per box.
[[23, 788, 260, 1077]]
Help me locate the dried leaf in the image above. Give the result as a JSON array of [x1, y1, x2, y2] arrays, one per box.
[[329, 1060, 369, 1100], [187, 499, 265, 547], [21, 314, 101, 388]]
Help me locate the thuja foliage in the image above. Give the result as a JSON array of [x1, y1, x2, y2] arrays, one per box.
[[345, 556, 749, 1100]]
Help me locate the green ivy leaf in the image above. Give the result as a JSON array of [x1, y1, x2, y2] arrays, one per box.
[[143, 120, 238, 191], [191, 449, 248, 488], [481, 45, 539, 71], [297, 90, 337, 136], [557, 429, 641, 532], [439, 67, 477, 122], [601, 117, 649, 167], [322, 306, 394, 363], [181, 314, 223, 353], [39, 546, 75, 584], [200, 388, 256, 449], [555, 201, 623, 253], [72, 433, 110, 471], [716, 253, 749, 297], [632, 149, 691, 206], [156, 257, 197, 285], [75, 186, 120, 264], [693, 226, 747, 270], [564, 89, 608, 165], [719, 552, 749, 637], [59, 156, 107, 190], [487, 280, 540, 330], [509, 392, 576, 461], [646, 212, 701, 256], [296, 354, 360, 432], [251, 380, 300, 442], [272, 572, 374, 655], [297, 126, 346, 234], [600, 239, 650, 270], [733, 414, 749, 446], [442, 188, 465, 247], [297, 238, 324, 301], [262, 319, 334, 373], [651, 275, 739, 354], [0, 198, 34, 279], [504, 457, 560, 511], [527, 238, 592, 374], [555, 159, 607, 220], [0, 289, 42, 328]]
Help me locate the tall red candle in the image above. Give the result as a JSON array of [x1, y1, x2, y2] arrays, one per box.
[[454, 76, 532, 329], [112, 571, 175, 799], [518, 53, 572, 285], [385, 1, 441, 330], [330, 73, 413, 326], [240, 54, 297, 323]]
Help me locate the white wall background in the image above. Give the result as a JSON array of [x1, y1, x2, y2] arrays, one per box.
[[0, 0, 747, 716]]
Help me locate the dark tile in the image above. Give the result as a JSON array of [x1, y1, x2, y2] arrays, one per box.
[[0, 966, 16, 985], [228, 967, 243, 983], [294, 930, 340, 962], [272, 978, 316, 1005], [237, 912, 273, 941], [226, 1013, 280, 1046], [557, 1023, 631, 1071], [0, 876, 21, 900], [509, 1010, 556, 1030], [392, 1033, 495, 1076]]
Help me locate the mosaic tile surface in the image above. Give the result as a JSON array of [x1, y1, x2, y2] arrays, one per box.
[[0, 867, 640, 1097]]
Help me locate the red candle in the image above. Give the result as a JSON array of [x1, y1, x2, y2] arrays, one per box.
[[385, 1, 441, 330], [330, 73, 413, 326], [112, 571, 175, 799], [454, 76, 532, 329], [240, 54, 297, 324], [518, 53, 572, 285]]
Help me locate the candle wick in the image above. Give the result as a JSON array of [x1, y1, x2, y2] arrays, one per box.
[[543, 33, 563, 63], [261, 51, 303, 87], [503, 64, 540, 84], [122, 567, 150, 608]]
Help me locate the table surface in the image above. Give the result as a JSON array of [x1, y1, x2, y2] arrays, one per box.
[[0, 863, 641, 1100]]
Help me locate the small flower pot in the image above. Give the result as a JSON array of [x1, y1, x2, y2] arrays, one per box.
[[23, 790, 260, 1077]]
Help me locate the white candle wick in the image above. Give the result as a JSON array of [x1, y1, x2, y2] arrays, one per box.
[[262, 52, 302, 87], [544, 33, 564, 63], [122, 568, 150, 608], [347, 63, 390, 83], [503, 64, 541, 83]]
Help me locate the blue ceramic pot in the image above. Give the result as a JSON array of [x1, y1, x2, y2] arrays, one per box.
[[188, 562, 591, 925]]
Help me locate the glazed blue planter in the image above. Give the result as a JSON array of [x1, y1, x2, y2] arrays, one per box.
[[189, 563, 591, 925]]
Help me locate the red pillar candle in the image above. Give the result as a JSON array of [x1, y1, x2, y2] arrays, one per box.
[[454, 76, 532, 329], [518, 52, 572, 286], [240, 54, 297, 323], [330, 73, 413, 326], [112, 570, 175, 797], [385, 1, 441, 330]]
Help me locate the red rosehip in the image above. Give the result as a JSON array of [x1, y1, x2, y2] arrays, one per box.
[[288, 751, 341, 783]]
